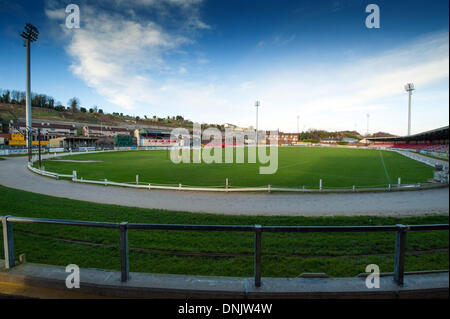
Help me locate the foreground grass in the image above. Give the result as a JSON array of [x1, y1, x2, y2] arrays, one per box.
[[39, 147, 434, 188], [0, 154, 28, 158], [0, 185, 448, 277]]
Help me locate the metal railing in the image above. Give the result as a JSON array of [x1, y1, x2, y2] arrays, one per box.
[[27, 163, 448, 193], [1, 215, 448, 287]]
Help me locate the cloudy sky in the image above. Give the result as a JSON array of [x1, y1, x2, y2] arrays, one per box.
[[0, 0, 448, 135]]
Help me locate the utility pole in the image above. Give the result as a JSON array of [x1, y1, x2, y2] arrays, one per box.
[[404, 83, 415, 136], [255, 101, 260, 146], [20, 23, 39, 163], [297, 115, 300, 134]]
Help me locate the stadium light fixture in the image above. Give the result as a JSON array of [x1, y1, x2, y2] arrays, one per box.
[[404, 83, 415, 136], [255, 101, 260, 146], [20, 23, 39, 162], [20, 23, 39, 42]]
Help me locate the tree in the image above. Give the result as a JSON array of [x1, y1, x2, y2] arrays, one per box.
[[68, 97, 80, 112], [89, 108, 94, 113], [98, 109, 103, 114], [80, 107, 87, 113], [48, 97, 55, 109], [299, 132, 310, 140], [55, 105, 66, 112], [1, 90, 10, 104], [31, 93, 40, 107], [15, 91, 25, 105], [11, 90, 21, 103]]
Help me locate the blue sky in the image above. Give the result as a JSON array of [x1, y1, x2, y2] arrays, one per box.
[[0, 0, 448, 135]]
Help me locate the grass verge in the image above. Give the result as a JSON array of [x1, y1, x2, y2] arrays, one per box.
[[0, 184, 448, 277]]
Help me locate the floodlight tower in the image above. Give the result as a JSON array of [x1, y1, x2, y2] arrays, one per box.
[[404, 83, 415, 136], [255, 101, 260, 146], [20, 23, 39, 162], [366, 114, 370, 136], [297, 115, 300, 134]]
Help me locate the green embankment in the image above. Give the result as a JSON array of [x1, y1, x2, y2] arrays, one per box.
[[0, 185, 447, 277]]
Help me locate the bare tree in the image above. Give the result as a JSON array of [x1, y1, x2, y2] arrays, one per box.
[[68, 97, 80, 112]]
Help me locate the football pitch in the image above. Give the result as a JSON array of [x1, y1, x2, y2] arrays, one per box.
[[40, 147, 434, 188]]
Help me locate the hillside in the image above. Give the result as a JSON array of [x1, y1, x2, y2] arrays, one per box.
[[299, 129, 365, 141], [0, 103, 195, 130], [0, 103, 394, 139], [369, 131, 398, 138]]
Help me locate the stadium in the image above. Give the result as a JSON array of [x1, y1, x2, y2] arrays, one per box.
[[1, 116, 449, 299], [0, 0, 449, 305], [30, 131, 445, 190]]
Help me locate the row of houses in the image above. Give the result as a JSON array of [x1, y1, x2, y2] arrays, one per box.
[[0, 120, 135, 148], [2, 120, 183, 148], [7, 120, 132, 138], [1, 119, 364, 148]]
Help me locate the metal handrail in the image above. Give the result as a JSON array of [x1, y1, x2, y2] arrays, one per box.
[[27, 161, 449, 193], [1, 215, 448, 287], [6, 216, 119, 229]]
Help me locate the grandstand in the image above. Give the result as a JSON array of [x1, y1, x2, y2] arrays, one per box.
[[367, 126, 449, 157], [393, 143, 449, 153], [134, 128, 178, 147]]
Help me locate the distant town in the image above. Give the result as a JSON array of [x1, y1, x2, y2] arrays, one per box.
[[0, 96, 395, 152]]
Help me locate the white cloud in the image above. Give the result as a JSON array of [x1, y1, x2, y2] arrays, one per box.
[[45, 0, 448, 135], [45, 0, 206, 110], [274, 34, 296, 46], [178, 66, 187, 74], [45, 8, 65, 20], [257, 35, 296, 47], [225, 32, 449, 134], [197, 58, 209, 64]]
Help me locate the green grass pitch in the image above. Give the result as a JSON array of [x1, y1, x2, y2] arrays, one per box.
[[40, 147, 434, 188]]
